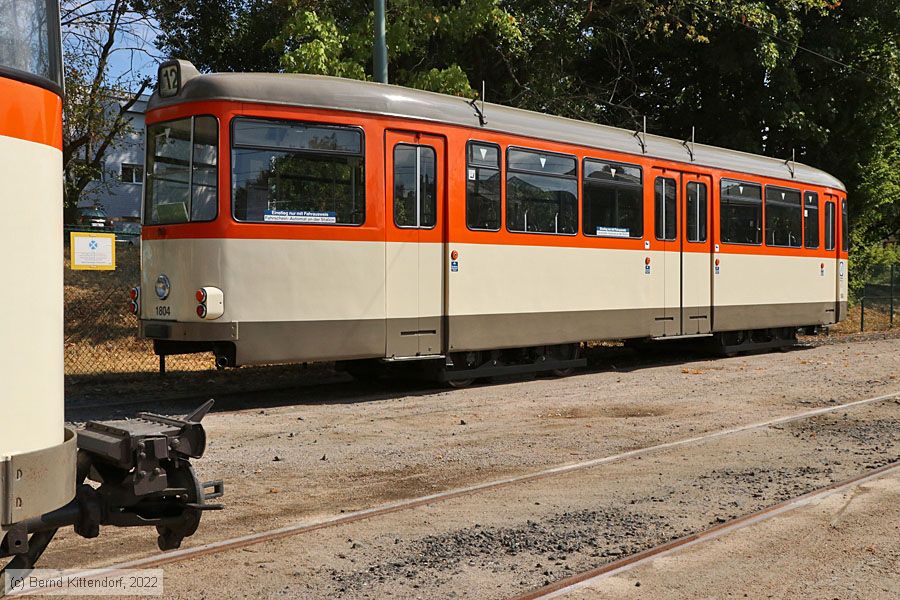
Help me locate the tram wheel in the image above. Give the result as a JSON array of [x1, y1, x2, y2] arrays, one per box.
[[446, 378, 474, 389]]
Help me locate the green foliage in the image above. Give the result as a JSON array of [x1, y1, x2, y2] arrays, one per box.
[[268, 0, 522, 96], [137, 0, 291, 72], [272, 9, 366, 79]]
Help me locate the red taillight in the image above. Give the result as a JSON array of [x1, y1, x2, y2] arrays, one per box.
[[196, 304, 207, 318], [196, 289, 207, 303], [129, 301, 138, 315], [715, 258, 720, 266], [645, 257, 651, 265], [129, 287, 138, 301]]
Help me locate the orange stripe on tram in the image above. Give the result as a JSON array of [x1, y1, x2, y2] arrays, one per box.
[[0, 77, 63, 150]]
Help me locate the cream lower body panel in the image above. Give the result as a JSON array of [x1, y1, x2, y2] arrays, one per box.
[[0, 135, 64, 457], [141, 238, 387, 323]]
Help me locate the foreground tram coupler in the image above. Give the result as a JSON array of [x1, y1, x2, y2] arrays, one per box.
[[0, 400, 224, 572]]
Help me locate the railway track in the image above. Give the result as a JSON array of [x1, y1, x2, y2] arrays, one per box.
[[54, 388, 899, 581], [511, 459, 900, 600]]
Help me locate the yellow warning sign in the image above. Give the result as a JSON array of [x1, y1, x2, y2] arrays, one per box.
[[70, 232, 116, 270]]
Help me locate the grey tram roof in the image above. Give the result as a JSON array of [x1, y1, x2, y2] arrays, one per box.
[[149, 67, 846, 192]]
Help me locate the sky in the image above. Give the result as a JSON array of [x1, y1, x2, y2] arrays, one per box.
[[63, 4, 163, 94]]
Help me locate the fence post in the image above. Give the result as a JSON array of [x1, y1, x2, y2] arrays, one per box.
[[159, 354, 166, 376], [891, 264, 895, 327], [860, 296, 865, 332]]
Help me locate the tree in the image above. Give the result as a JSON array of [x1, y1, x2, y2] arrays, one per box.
[[262, 0, 524, 98], [61, 0, 156, 212], [136, 0, 292, 72]]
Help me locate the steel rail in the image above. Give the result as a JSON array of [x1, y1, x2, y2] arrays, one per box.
[[511, 459, 900, 600], [55, 388, 900, 576]]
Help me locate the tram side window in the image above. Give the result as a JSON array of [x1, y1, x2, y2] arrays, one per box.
[[231, 118, 365, 225], [686, 181, 707, 243], [720, 180, 762, 245], [765, 187, 802, 248], [825, 201, 836, 251], [841, 199, 850, 252], [654, 177, 677, 241], [582, 159, 642, 239], [145, 116, 219, 225], [466, 142, 501, 231], [804, 192, 819, 249], [393, 144, 437, 228], [506, 148, 577, 235]]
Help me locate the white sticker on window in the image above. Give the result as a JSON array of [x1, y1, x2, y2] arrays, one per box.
[[596, 226, 630, 238], [468, 168, 476, 181], [263, 210, 337, 224]]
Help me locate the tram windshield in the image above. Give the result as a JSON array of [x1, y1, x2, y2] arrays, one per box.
[[0, 0, 63, 87], [145, 116, 219, 225]]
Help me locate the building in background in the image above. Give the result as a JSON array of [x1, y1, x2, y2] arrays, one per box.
[[79, 93, 150, 221]]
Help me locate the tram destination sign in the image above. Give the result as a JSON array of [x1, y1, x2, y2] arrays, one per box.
[[70, 232, 116, 271]]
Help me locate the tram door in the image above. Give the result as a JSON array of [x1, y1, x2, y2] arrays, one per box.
[[384, 130, 446, 358], [824, 194, 841, 321], [680, 173, 713, 334], [651, 167, 712, 336]]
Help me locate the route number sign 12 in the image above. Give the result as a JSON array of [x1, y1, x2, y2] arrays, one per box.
[[158, 63, 180, 98]]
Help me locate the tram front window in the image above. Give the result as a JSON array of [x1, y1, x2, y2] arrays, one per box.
[[145, 116, 219, 225], [0, 0, 63, 87]]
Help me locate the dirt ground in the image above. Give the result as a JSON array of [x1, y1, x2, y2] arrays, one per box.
[[40, 336, 900, 598], [568, 468, 900, 600]]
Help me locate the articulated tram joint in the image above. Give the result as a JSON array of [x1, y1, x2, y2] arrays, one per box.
[[1, 401, 224, 571]]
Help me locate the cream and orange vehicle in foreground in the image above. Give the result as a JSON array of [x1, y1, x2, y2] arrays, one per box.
[[1, 3, 219, 575], [138, 60, 849, 385]]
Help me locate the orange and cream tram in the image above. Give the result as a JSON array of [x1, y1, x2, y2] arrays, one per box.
[[139, 60, 849, 384], [1, 4, 218, 575]]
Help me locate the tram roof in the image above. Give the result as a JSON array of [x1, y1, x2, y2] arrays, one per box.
[[148, 69, 846, 192]]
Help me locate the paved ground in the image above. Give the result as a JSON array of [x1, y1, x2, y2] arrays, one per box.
[[39, 336, 900, 598]]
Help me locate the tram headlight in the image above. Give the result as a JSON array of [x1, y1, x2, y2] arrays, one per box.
[[155, 275, 171, 300]]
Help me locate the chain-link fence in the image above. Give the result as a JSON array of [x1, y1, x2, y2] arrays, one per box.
[[858, 263, 898, 332], [64, 242, 211, 378]]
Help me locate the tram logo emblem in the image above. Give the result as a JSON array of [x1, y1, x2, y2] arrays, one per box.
[[89, 240, 98, 250]]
